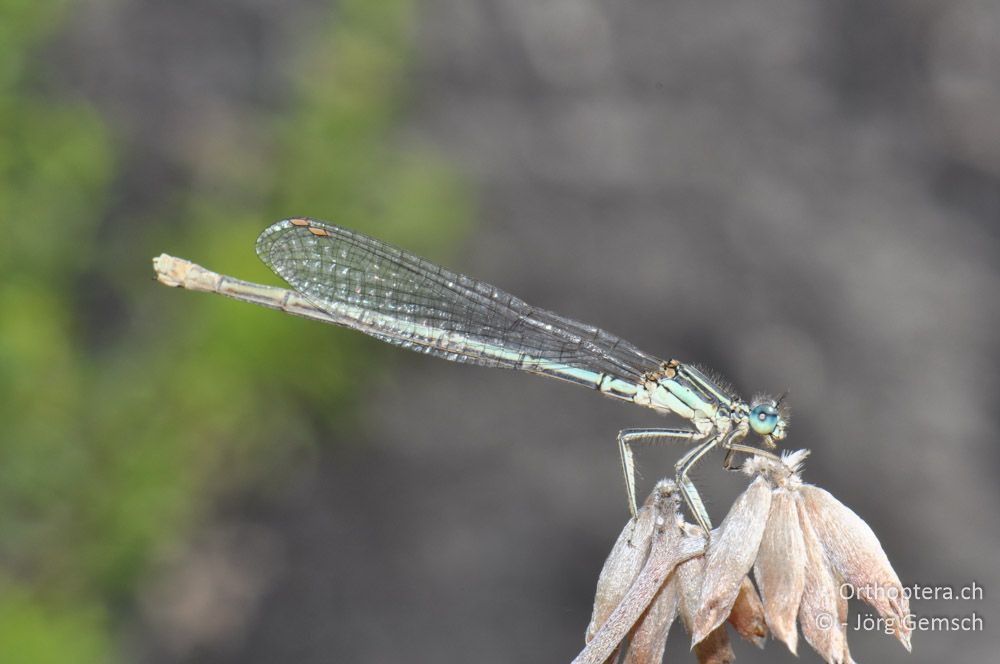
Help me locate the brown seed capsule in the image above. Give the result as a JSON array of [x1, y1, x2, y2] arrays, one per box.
[[624, 578, 679, 664], [692, 625, 735, 664], [726, 576, 768, 648], [799, 485, 912, 650], [797, 496, 847, 663], [577, 482, 704, 664], [692, 476, 772, 645], [754, 488, 807, 654], [586, 491, 661, 642]]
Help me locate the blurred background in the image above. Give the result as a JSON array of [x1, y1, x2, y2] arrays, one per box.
[[1, 0, 997, 662]]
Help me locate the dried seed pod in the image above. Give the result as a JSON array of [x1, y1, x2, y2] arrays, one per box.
[[624, 577, 679, 664], [754, 488, 806, 654], [692, 476, 772, 645], [586, 490, 660, 642], [799, 485, 912, 650], [693, 625, 735, 664], [726, 576, 768, 648], [577, 482, 704, 664], [797, 494, 847, 664], [674, 551, 736, 664]]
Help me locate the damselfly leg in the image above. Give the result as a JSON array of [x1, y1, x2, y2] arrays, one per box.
[[616, 428, 704, 519], [674, 434, 726, 532], [722, 441, 782, 471]]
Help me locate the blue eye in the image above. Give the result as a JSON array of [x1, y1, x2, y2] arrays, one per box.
[[749, 404, 779, 435]]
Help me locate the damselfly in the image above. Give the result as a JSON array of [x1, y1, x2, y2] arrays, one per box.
[[155, 218, 790, 531]]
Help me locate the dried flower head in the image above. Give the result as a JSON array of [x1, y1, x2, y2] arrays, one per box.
[[691, 450, 912, 662], [578, 450, 911, 664], [579, 481, 706, 664], [577, 481, 764, 664]]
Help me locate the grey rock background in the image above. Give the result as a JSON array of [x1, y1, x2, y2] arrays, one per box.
[[61, 0, 999, 662]]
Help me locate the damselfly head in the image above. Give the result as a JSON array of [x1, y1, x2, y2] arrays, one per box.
[[748, 394, 789, 442]]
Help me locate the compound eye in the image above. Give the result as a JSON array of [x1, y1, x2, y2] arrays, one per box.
[[749, 404, 779, 435]]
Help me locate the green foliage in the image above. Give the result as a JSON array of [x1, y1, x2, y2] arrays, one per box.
[[0, 585, 110, 664], [0, 0, 471, 659]]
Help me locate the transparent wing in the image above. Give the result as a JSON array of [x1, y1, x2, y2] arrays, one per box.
[[256, 218, 665, 393]]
